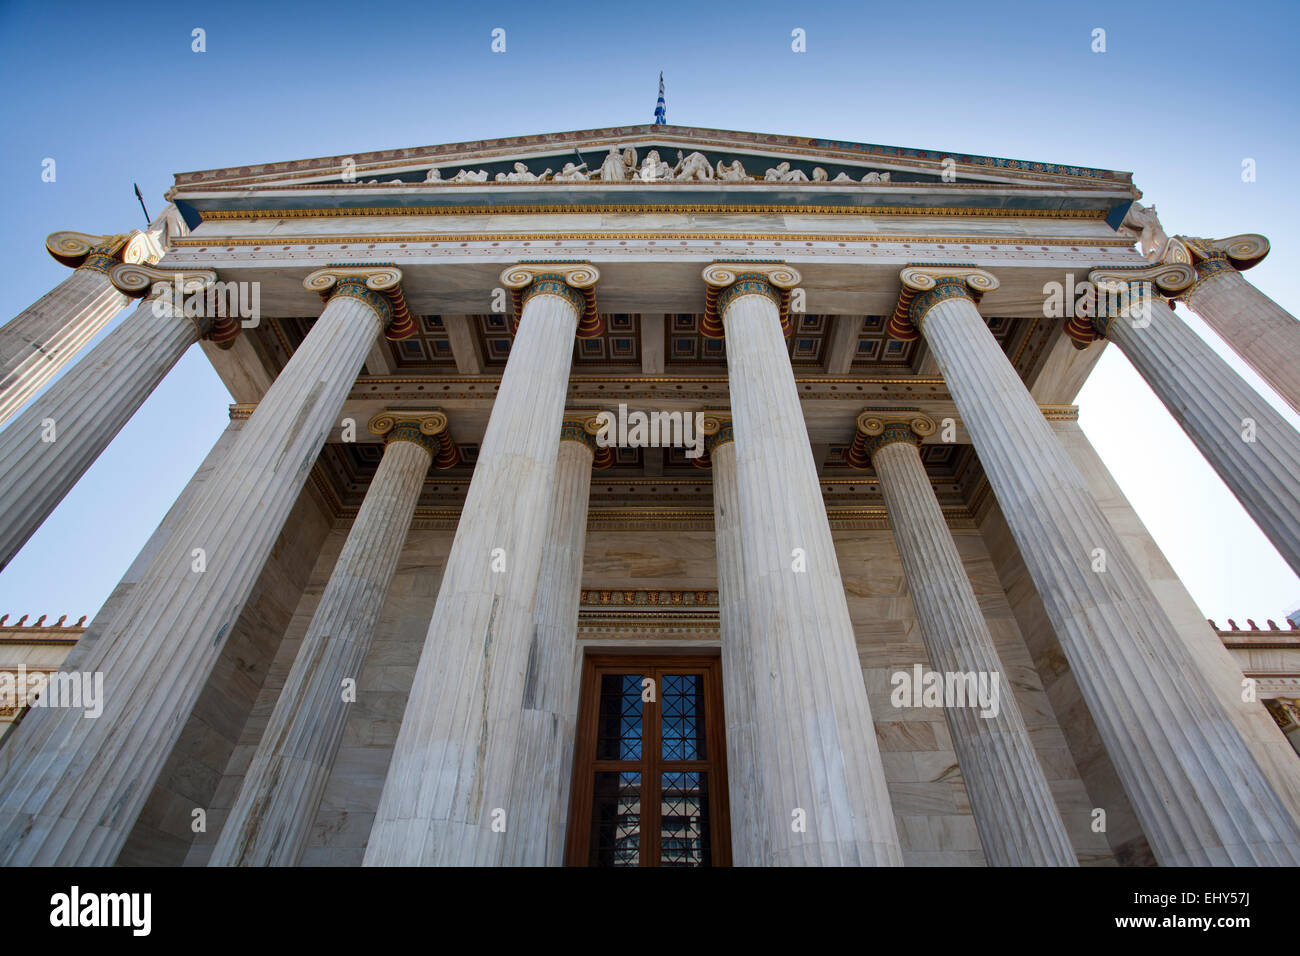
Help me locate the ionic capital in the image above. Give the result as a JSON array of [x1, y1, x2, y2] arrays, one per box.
[[687, 414, 733, 470], [107, 263, 242, 348], [108, 262, 218, 299], [889, 266, 998, 341], [1162, 234, 1269, 299], [1080, 263, 1195, 340], [499, 261, 602, 338], [701, 414, 731, 455], [304, 266, 414, 340], [847, 410, 936, 469], [701, 261, 801, 339], [45, 230, 163, 274], [559, 410, 612, 467], [368, 408, 458, 466]]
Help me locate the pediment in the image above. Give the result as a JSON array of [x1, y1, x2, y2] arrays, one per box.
[[169, 125, 1135, 230], [172, 124, 1131, 191]]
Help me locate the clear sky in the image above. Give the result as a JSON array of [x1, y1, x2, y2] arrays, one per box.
[[0, 0, 1297, 625]]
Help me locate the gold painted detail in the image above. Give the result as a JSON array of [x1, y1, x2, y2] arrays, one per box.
[[1039, 404, 1080, 421], [580, 589, 719, 610], [1162, 233, 1269, 271], [1163, 234, 1269, 301], [108, 263, 218, 299]]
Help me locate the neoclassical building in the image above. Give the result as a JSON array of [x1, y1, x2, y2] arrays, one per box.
[[1, 124, 1299, 867]]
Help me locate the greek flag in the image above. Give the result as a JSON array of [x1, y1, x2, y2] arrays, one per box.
[[654, 72, 666, 125]]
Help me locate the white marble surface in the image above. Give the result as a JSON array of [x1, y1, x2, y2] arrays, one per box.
[[1184, 267, 1300, 416]]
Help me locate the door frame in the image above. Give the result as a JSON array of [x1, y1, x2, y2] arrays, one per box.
[[564, 650, 731, 866]]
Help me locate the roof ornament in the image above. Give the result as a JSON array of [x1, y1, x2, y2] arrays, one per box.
[[654, 71, 667, 125]]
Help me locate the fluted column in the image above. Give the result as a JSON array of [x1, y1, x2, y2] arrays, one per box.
[[506, 412, 602, 866], [1165, 234, 1300, 416], [0, 266, 410, 865], [1087, 263, 1300, 577], [702, 262, 901, 867], [853, 410, 1076, 866], [0, 264, 226, 573], [0, 231, 161, 425], [209, 410, 447, 866], [365, 263, 601, 866], [895, 265, 1300, 865], [706, 418, 765, 866]]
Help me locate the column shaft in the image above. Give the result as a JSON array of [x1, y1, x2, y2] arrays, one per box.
[[1104, 298, 1300, 577], [922, 292, 1300, 865], [1183, 267, 1300, 416], [506, 437, 593, 865], [209, 435, 432, 866], [872, 437, 1076, 866], [0, 268, 128, 425], [0, 297, 202, 572], [0, 292, 384, 865], [711, 437, 764, 866], [723, 289, 901, 866], [365, 291, 580, 866]]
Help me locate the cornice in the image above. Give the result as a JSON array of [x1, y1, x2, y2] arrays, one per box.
[[169, 232, 1136, 249], [191, 204, 1109, 221]]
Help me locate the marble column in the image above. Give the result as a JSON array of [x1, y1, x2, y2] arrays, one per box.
[[854, 410, 1076, 866], [1087, 263, 1300, 578], [0, 266, 408, 865], [0, 231, 160, 425], [702, 263, 901, 867], [506, 412, 601, 866], [896, 264, 1300, 865], [209, 410, 445, 866], [706, 417, 764, 866], [1166, 234, 1300, 416], [365, 263, 600, 866], [0, 264, 222, 574]]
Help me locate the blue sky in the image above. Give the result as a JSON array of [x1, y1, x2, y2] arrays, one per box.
[[1, 0, 1297, 623]]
